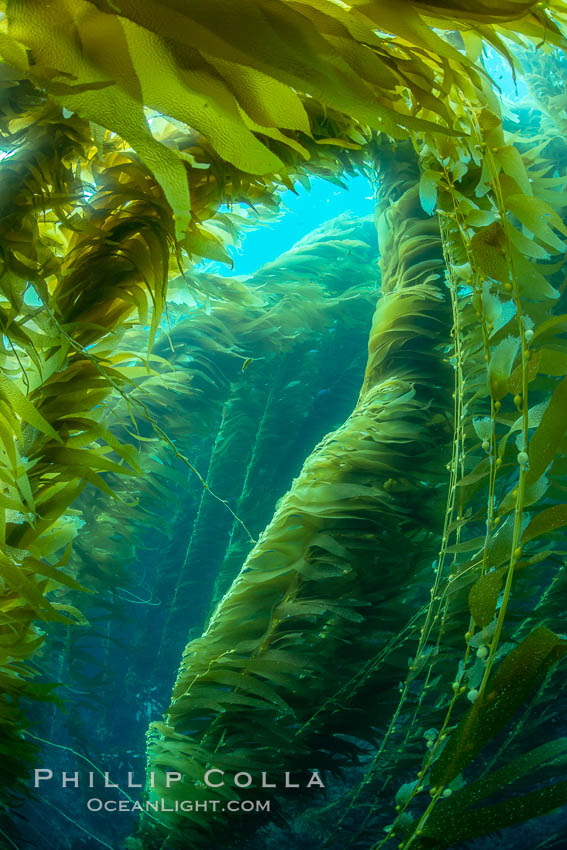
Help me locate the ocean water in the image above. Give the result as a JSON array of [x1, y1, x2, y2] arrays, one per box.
[[4, 30, 567, 850], [210, 175, 375, 277]]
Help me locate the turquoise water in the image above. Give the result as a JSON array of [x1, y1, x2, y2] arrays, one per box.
[[210, 174, 374, 277]]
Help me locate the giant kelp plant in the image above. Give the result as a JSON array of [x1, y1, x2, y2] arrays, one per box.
[[2, 2, 567, 850]]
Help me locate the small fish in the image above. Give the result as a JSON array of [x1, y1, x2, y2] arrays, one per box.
[[242, 357, 253, 372]]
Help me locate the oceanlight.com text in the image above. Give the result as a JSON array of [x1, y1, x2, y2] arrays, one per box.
[[86, 798, 271, 814]]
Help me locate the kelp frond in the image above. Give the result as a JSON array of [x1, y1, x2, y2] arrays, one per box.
[[1, 0, 565, 234]]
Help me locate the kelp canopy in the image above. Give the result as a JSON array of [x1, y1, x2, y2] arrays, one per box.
[[2, 1, 567, 849]]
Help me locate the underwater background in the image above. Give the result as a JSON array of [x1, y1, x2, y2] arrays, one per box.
[[2, 3, 567, 850], [15, 191, 381, 850]]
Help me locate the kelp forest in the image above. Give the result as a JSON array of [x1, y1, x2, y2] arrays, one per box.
[[2, 2, 567, 849]]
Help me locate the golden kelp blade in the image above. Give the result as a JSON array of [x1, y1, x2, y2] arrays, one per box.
[[1, 0, 563, 235]]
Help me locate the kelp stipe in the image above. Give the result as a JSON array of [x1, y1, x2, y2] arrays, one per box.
[[394, 81, 567, 850], [131, 142, 454, 848]]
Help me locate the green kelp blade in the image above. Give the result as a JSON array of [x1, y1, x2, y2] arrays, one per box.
[[431, 627, 567, 787]]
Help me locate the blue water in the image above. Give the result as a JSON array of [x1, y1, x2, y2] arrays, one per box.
[[209, 174, 374, 277]]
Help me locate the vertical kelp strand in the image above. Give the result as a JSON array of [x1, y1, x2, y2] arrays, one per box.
[[208, 382, 277, 613], [132, 143, 453, 849], [333, 166, 454, 848], [375, 80, 567, 850]]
